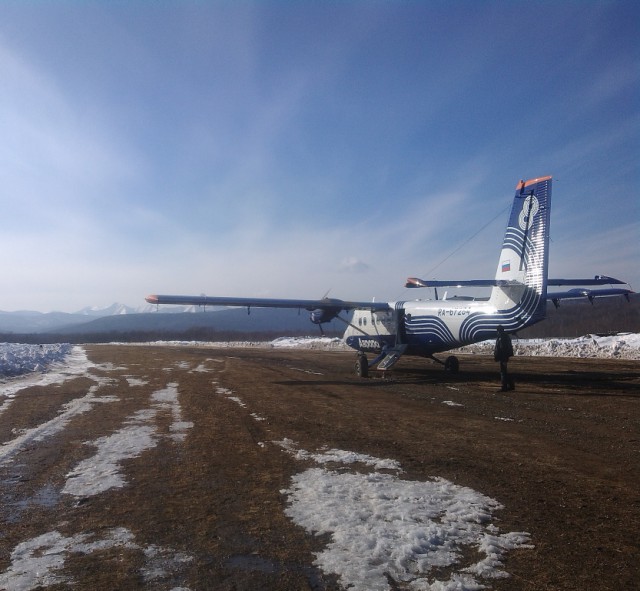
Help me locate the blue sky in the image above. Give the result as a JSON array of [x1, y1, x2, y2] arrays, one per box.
[[1, 1, 638, 313]]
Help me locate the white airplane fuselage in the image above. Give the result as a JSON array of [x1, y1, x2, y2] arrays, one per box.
[[344, 297, 497, 356]]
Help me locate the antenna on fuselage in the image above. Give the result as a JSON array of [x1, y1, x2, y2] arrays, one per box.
[[398, 202, 511, 302]]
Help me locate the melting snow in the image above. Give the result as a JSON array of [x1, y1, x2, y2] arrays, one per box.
[[62, 421, 157, 497], [63, 382, 192, 497], [278, 441, 533, 591], [0, 527, 192, 591], [2, 336, 635, 590], [0, 382, 117, 466]]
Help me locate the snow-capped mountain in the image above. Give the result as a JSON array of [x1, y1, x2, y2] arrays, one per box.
[[76, 302, 205, 316], [0, 303, 145, 333], [75, 303, 138, 316], [0, 303, 296, 341], [0, 294, 637, 340]]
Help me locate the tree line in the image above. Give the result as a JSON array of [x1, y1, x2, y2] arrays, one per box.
[[0, 295, 636, 344]]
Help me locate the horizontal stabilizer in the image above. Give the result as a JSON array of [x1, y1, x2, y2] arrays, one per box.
[[406, 275, 629, 289], [547, 287, 633, 302], [406, 278, 502, 288], [547, 276, 628, 286]]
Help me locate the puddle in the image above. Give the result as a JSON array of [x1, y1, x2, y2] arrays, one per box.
[[1, 481, 61, 524]]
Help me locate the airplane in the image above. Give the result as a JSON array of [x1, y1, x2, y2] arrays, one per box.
[[146, 176, 633, 377]]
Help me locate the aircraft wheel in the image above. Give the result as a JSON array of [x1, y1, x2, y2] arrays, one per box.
[[444, 355, 459, 373], [355, 353, 369, 378]]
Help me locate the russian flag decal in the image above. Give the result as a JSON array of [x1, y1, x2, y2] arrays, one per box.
[[501, 260, 511, 273]]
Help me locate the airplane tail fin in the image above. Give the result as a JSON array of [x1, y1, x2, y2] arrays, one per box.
[[489, 176, 552, 330]]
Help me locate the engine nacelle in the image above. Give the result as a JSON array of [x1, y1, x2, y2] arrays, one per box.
[[308, 299, 344, 325]]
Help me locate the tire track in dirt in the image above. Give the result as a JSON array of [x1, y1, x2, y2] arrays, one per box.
[[0, 345, 637, 590]]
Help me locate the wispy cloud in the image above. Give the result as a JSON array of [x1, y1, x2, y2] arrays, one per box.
[[0, 3, 637, 311]]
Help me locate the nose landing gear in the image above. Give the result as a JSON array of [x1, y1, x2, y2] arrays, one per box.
[[355, 352, 369, 378]]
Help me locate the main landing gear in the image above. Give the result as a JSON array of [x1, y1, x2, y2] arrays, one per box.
[[355, 352, 369, 378], [443, 355, 459, 373], [354, 352, 460, 377], [428, 353, 460, 373]]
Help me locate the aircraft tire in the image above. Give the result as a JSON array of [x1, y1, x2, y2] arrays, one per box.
[[444, 355, 459, 374], [355, 353, 369, 378]]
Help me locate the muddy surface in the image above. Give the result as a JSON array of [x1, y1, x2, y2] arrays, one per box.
[[0, 345, 638, 590]]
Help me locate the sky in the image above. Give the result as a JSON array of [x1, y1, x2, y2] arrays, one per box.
[[1, 1, 638, 313]]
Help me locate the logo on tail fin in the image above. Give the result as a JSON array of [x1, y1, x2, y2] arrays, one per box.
[[518, 195, 539, 230]]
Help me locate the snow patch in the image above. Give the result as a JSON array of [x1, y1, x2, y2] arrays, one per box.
[[0, 383, 117, 467], [279, 441, 532, 590], [125, 376, 149, 387], [63, 383, 192, 497], [0, 527, 192, 591]]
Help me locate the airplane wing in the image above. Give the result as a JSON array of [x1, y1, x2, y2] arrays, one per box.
[[145, 294, 390, 325]]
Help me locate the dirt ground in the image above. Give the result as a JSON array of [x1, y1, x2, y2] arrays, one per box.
[[0, 345, 638, 590]]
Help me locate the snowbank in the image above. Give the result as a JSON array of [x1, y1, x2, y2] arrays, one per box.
[[270, 336, 346, 350], [0, 343, 73, 377], [144, 336, 347, 350], [146, 333, 640, 360], [456, 333, 640, 360], [2, 333, 637, 388]]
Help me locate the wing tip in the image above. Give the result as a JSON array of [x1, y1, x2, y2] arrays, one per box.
[[405, 277, 424, 288], [145, 295, 159, 304]]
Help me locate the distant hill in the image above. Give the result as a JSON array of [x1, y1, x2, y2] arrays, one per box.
[[0, 307, 343, 343], [518, 292, 639, 338], [0, 302, 206, 334], [52, 307, 326, 335], [0, 310, 97, 333], [0, 293, 636, 344]]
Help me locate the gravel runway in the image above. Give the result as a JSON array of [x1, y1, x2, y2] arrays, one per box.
[[0, 345, 638, 590]]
